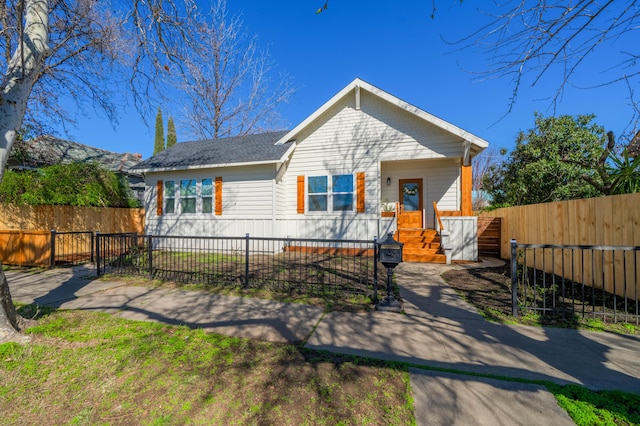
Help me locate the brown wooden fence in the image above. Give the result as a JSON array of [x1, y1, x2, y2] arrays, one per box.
[[481, 194, 640, 301], [480, 193, 640, 256], [477, 217, 501, 257], [0, 230, 50, 267], [0, 204, 145, 233], [0, 205, 145, 267]]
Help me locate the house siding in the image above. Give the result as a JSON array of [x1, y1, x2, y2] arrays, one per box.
[[144, 164, 279, 237], [279, 91, 465, 239]]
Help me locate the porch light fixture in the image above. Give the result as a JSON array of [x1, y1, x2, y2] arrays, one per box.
[[386, 177, 391, 186]]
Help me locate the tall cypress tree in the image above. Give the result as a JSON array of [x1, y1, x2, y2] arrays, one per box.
[[153, 107, 165, 155], [167, 116, 177, 148]]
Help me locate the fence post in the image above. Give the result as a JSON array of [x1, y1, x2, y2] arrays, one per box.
[[245, 233, 250, 289], [147, 235, 153, 280], [90, 231, 95, 264], [511, 239, 518, 317], [96, 232, 101, 276], [373, 236, 378, 303], [49, 230, 56, 269]]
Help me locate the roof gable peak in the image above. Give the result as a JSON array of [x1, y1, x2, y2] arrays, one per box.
[[275, 78, 488, 150]]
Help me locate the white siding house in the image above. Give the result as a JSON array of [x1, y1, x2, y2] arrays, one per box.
[[132, 78, 489, 262]]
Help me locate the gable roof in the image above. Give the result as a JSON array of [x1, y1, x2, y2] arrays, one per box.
[[275, 78, 489, 153], [132, 131, 292, 173], [134, 79, 489, 173], [10, 135, 142, 173]]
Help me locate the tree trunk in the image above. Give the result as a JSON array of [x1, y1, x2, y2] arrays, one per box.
[[0, 264, 29, 343], [0, 0, 49, 342]]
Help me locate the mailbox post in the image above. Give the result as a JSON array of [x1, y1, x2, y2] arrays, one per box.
[[376, 232, 403, 312]]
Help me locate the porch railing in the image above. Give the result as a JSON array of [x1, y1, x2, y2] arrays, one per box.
[[433, 201, 445, 231], [510, 240, 640, 324]]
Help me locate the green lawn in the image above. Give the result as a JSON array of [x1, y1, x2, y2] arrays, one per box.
[[1, 306, 413, 425]]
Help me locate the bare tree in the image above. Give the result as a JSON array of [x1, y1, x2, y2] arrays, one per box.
[[179, 0, 293, 139], [0, 0, 292, 342], [472, 146, 501, 210], [462, 2, 639, 122]]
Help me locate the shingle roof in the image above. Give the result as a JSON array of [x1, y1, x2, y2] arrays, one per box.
[[131, 131, 292, 172]]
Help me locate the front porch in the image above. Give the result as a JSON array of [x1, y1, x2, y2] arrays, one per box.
[[382, 202, 449, 264], [380, 157, 476, 264]]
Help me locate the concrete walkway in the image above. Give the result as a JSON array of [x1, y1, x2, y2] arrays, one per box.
[[6, 261, 640, 425]]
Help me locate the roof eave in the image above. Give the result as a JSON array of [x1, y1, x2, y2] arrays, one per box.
[[133, 158, 281, 174]]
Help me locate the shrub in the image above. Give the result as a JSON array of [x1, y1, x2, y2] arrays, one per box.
[[0, 162, 139, 208]]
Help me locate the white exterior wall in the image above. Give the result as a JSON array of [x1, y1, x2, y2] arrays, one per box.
[[279, 91, 465, 240], [144, 164, 280, 237], [441, 216, 478, 261]]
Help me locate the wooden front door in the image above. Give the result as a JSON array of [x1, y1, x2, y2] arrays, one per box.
[[398, 179, 423, 228]]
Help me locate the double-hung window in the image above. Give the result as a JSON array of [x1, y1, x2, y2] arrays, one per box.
[[332, 174, 354, 211], [308, 176, 328, 211], [180, 179, 197, 213], [165, 180, 175, 214], [307, 174, 354, 212], [201, 178, 213, 214]]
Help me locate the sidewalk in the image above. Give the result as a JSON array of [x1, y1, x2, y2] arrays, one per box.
[[7, 262, 640, 425]]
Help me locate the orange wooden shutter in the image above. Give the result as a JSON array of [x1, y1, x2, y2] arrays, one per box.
[[215, 177, 223, 215], [356, 172, 365, 213], [297, 175, 305, 214], [156, 180, 163, 216]]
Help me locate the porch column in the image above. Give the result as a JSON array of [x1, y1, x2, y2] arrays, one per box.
[[461, 163, 472, 216]]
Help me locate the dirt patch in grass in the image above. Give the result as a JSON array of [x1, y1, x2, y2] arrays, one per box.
[[442, 264, 640, 335], [442, 266, 513, 321]]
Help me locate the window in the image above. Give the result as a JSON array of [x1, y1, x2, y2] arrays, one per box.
[[165, 180, 175, 214], [180, 179, 197, 213], [202, 178, 213, 214], [332, 174, 354, 211], [307, 174, 354, 212], [308, 176, 328, 211]]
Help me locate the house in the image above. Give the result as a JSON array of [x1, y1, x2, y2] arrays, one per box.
[[132, 78, 489, 262], [9, 135, 145, 203]]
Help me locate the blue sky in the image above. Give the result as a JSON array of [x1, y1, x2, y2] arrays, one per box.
[[68, 1, 638, 159]]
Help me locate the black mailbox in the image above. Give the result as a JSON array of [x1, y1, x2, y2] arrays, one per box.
[[376, 233, 404, 312], [378, 233, 403, 268]]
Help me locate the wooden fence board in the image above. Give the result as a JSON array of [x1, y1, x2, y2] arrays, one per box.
[[0, 204, 144, 233], [0, 231, 50, 267], [477, 217, 501, 257], [481, 193, 640, 301], [0, 204, 145, 267]]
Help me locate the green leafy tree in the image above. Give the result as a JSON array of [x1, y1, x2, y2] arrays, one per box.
[[167, 116, 177, 148], [154, 107, 165, 155], [484, 114, 606, 207]]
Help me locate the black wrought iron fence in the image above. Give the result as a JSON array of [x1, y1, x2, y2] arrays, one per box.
[[96, 233, 379, 298], [510, 240, 640, 324], [50, 230, 95, 267]]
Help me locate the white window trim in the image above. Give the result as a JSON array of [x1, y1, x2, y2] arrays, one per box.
[[307, 174, 355, 214]]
